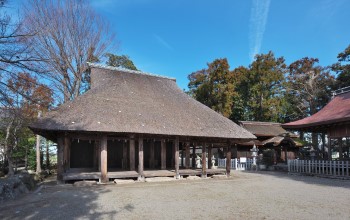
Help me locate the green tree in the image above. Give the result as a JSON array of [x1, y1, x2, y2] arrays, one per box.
[[235, 51, 286, 122], [332, 44, 350, 89], [188, 58, 235, 118], [105, 53, 138, 70]]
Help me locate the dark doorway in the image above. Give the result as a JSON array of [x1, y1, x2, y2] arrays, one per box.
[[107, 140, 124, 169], [70, 140, 94, 168]]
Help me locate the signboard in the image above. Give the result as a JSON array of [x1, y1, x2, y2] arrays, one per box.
[[240, 157, 247, 163]]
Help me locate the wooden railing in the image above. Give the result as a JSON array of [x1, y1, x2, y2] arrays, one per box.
[[288, 160, 350, 177]]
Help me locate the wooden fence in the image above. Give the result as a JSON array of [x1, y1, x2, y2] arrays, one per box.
[[288, 160, 350, 177], [218, 158, 254, 170]]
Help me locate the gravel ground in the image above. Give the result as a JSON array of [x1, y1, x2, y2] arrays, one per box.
[[0, 171, 350, 220]]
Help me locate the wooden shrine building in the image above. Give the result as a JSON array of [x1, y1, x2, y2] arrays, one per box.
[[283, 87, 350, 161], [237, 121, 302, 163], [30, 63, 255, 183]]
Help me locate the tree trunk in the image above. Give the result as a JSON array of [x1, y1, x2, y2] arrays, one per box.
[[5, 119, 14, 176], [25, 144, 28, 170], [46, 139, 50, 170], [36, 111, 42, 174]]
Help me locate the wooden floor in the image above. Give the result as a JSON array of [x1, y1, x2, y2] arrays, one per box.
[[63, 168, 226, 181]]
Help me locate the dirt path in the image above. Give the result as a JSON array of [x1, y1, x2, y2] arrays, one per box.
[[1, 171, 350, 220]]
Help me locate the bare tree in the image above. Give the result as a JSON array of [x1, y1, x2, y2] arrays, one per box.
[[22, 0, 115, 103]]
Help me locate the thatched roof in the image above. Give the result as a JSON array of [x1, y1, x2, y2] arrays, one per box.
[[239, 121, 296, 137], [30, 64, 255, 141]]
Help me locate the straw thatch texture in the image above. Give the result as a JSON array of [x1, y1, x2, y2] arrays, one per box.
[[30, 65, 255, 140], [239, 121, 292, 137]]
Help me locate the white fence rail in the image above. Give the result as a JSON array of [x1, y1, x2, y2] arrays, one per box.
[[288, 160, 350, 177], [218, 158, 254, 170]]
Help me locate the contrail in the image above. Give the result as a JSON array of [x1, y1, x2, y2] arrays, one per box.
[[154, 34, 173, 51], [249, 0, 271, 61]]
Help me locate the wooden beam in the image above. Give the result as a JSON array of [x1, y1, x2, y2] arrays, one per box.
[[226, 145, 232, 177], [138, 137, 144, 181], [185, 142, 190, 169], [192, 144, 196, 168], [161, 139, 166, 170], [149, 140, 155, 169], [202, 143, 207, 178], [56, 137, 64, 184], [208, 145, 212, 169], [175, 137, 180, 179], [100, 135, 108, 183], [130, 135, 135, 171]]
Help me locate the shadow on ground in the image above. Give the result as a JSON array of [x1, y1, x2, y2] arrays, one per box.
[[241, 170, 350, 189], [0, 180, 134, 220]]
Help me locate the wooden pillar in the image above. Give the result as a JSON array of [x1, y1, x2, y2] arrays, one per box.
[[192, 145, 196, 168], [185, 142, 190, 169], [175, 137, 180, 179], [100, 135, 108, 183], [226, 144, 232, 177], [56, 137, 64, 184], [63, 137, 70, 171], [138, 137, 144, 181], [122, 141, 128, 169], [129, 135, 135, 171], [284, 147, 288, 164], [328, 137, 332, 160], [149, 140, 155, 169], [202, 143, 207, 178], [208, 145, 212, 169], [161, 139, 166, 170], [339, 138, 343, 160]]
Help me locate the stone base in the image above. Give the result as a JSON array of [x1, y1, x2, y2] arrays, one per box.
[[145, 177, 177, 182], [186, 176, 201, 180], [114, 179, 135, 184]]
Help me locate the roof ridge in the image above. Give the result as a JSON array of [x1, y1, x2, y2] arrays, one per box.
[[240, 121, 281, 125], [87, 62, 176, 81]]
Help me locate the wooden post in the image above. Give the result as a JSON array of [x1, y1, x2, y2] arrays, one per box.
[[202, 143, 207, 178], [339, 138, 343, 160], [208, 145, 212, 169], [284, 147, 288, 164], [185, 142, 190, 169], [63, 137, 70, 171], [100, 135, 108, 183], [175, 137, 180, 179], [56, 137, 64, 184], [161, 139, 166, 170], [130, 135, 135, 171], [122, 141, 128, 170], [138, 137, 144, 181], [149, 140, 155, 169], [328, 137, 332, 160], [226, 144, 232, 177], [192, 144, 196, 168]]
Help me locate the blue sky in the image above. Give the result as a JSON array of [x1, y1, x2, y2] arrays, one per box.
[[7, 0, 350, 90], [89, 0, 350, 90]]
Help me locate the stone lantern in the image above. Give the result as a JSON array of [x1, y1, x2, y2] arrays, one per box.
[[250, 144, 258, 170]]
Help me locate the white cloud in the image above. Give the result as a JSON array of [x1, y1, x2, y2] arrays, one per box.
[[153, 34, 173, 51], [249, 0, 271, 61]]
